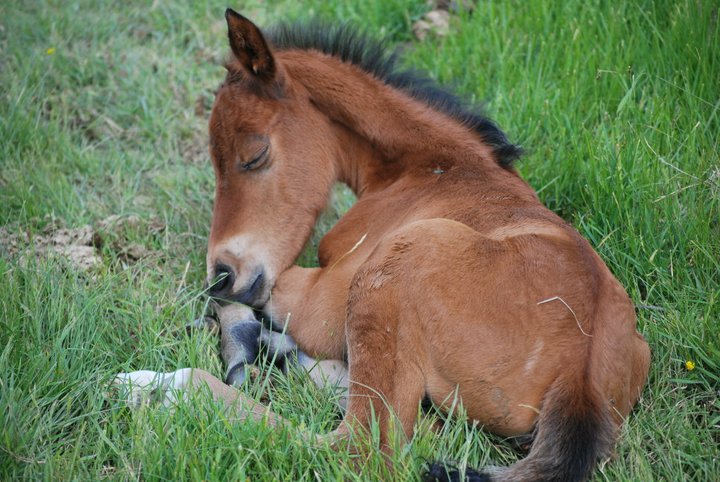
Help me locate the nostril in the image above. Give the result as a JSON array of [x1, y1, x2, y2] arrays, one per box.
[[210, 263, 235, 294]]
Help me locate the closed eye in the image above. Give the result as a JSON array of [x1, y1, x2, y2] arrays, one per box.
[[241, 144, 269, 171]]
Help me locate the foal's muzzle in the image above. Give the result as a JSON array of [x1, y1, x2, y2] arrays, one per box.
[[208, 263, 266, 307]]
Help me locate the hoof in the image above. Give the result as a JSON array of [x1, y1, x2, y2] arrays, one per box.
[[224, 363, 248, 387]]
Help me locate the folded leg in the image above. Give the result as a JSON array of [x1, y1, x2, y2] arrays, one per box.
[[212, 304, 349, 407]]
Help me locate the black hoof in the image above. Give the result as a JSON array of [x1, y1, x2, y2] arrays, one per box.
[[225, 363, 247, 386]]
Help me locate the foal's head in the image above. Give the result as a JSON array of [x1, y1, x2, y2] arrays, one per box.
[[206, 10, 337, 306]]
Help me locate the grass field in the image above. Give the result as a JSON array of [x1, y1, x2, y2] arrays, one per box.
[[1, 0, 718, 480]]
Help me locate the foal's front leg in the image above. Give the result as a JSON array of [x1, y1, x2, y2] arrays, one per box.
[[218, 303, 299, 385], [216, 303, 349, 408], [217, 304, 264, 386], [113, 303, 348, 424], [113, 366, 355, 450]]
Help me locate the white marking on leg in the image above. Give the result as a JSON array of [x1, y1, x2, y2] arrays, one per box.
[[113, 369, 193, 409]]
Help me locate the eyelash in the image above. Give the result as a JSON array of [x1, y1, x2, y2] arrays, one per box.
[[241, 144, 269, 170]]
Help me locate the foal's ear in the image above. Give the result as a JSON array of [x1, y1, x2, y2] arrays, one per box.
[[225, 9, 275, 81]]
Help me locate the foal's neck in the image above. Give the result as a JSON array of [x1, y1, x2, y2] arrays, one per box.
[[281, 51, 502, 195]]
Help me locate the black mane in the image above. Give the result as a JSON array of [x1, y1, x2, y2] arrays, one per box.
[[266, 22, 522, 169]]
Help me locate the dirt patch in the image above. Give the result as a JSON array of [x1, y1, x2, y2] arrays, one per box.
[[0, 214, 166, 270], [413, 10, 451, 41], [413, 1, 476, 42], [0, 223, 101, 270]]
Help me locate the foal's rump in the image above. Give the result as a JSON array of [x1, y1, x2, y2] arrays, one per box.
[[356, 216, 622, 434], [363, 217, 642, 480]]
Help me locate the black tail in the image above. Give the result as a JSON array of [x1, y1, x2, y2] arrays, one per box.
[[424, 374, 615, 482]]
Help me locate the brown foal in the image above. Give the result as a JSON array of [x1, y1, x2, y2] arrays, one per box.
[[116, 10, 650, 482]]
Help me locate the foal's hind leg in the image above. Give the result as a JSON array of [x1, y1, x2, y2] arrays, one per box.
[[327, 253, 430, 448], [324, 220, 494, 450]]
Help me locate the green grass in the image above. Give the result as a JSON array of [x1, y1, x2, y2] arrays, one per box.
[[1, 0, 718, 480]]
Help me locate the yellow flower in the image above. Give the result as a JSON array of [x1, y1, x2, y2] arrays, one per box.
[[46, 47, 56, 55], [685, 360, 696, 371]]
